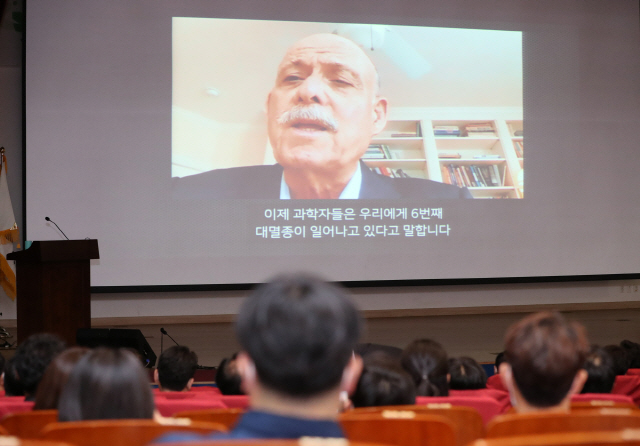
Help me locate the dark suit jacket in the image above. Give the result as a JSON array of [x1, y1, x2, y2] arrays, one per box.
[[172, 162, 473, 199]]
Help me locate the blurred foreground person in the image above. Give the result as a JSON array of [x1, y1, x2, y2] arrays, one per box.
[[34, 347, 89, 410]]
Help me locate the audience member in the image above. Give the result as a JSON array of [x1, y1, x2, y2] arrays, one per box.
[[581, 346, 616, 394], [351, 352, 416, 407], [354, 343, 403, 362], [33, 347, 89, 410], [500, 312, 589, 413], [216, 353, 244, 395], [621, 340, 640, 369], [448, 356, 487, 390], [156, 273, 363, 442], [494, 351, 505, 374], [604, 344, 631, 375], [3, 356, 23, 396], [155, 345, 198, 392], [58, 348, 155, 421], [401, 339, 449, 396], [12, 333, 66, 400]]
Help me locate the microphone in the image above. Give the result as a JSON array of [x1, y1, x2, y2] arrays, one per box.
[[44, 216, 70, 240], [160, 327, 179, 347]]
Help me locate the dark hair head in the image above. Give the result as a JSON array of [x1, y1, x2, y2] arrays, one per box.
[[34, 347, 90, 410], [603, 345, 630, 376], [235, 273, 362, 398], [216, 353, 243, 395], [581, 346, 616, 394], [157, 345, 198, 391], [3, 356, 24, 396], [401, 339, 449, 397], [621, 340, 640, 369], [352, 352, 415, 408], [13, 333, 67, 397], [504, 312, 589, 408], [495, 352, 505, 370], [58, 348, 155, 421], [448, 356, 487, 390]]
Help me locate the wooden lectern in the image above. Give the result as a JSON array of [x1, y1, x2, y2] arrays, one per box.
[[7, 240, 99, 345]]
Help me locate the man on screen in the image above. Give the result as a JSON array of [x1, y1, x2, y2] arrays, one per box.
[[174, 33, 472, 199]]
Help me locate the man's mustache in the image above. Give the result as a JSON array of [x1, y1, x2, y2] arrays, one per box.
[[277, 105, 339, 132]]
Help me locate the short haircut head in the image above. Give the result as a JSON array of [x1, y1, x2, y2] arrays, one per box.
[[34, 347, 90, 410], [605, 344, 631, 375], [13, 333, 67, 396], [448, 356, 487, 390], [581, 346, 616, 394], [157, 345, 198, 391], [216, 353, 243, 395], [504, 312, 589, 408], [401, 339, 449, 397], [58, 348, 155, 421], [235, 273, 362, 398], [351, 361, 416, 408]]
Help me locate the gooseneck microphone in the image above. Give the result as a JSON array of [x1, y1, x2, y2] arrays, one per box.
[[160, 327, 179, 347], [44, 216, 70, 240]]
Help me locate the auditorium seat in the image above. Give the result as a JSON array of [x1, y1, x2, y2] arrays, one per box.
[[0, 409, 58, 438], [344, 404, 484, 446], [219, 395, 250, 409], [469, 430, 640, 446], [486, 409, 640, 438], [627, 370, 640, 376], [153, 441, 394, 446], [613, 375, 640, 405], [449, 388, 511, 409], [572, 394, 636, 405], [572, 401, 638, 411], [416, 395, 505, 424], [153, 393, 227, 417], [40, 419, 227, 446], [340, 412, 456, 446], [174, 408, 244, 429]]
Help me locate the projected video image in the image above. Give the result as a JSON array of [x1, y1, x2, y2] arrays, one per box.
[[172, 19, 523, 199]]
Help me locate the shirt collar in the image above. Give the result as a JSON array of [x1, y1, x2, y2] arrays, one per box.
[[280, 162, 362, 199]]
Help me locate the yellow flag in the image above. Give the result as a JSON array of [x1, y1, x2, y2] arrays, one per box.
[[0, 148, 19, 300]]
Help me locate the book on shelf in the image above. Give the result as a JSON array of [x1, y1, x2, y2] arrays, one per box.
[[389, 121, 422, 138], [464, 123, 495, 137], [442, 163, 504, 188], [514, 130, 523, 137], [434, 125, 461, 137], [514, 141, 524, 158], [364, 144, 393, 159], [473, 154, 502, 160], [439, 152, 462, 159]]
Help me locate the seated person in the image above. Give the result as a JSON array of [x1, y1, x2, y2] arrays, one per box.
[[448, 356, 487, 390], [603, 345, 630, 376], [34, 347, 89, 410], [351, 352, 416, 408], [58, 348, 155, 421], [216, 353, 244, 395], [154, 345, 198, 392], [401, 339, 449, 396], [2, 356, 23, 396], [11, 333, 66, 401], [581, 346, 615, 394], [499, 312, 589, 413], [155, 273, 363, 442]]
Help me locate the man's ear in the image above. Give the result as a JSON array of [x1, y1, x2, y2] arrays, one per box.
[[153, 369, 160, 387], [186, 377, 194, 391], [569, 369, 588, 396], [235, 351, 257, 394], [371, 97, 388, 135], [340, 354, 363, 395]]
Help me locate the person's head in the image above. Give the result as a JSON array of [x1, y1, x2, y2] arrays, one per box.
[[621, 340, 640, 369], [401, 339, 449, 397], [494, 351, 505, 374], [581, 346, 616, 394], [33, 347, 89, 410], [216, 353, 243, 395], [12, 333, 66, 398], [351, 352, 416, 408], [448, 356, 487, 390], [603, 345, 630, 376], [235, 273, 362, 404], [267, 34, 388, 182], [501, 312, 589, 412], [58, 348, 155, 421], [154, 345, 198, 392], [3, 356, 24, 396]]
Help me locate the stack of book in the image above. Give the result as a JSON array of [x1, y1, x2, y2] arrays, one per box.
[[441, 163, 505, 188], [465, 123, 495, 137], [363, 144, 393, 159], [433, 125, 461, 137]]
